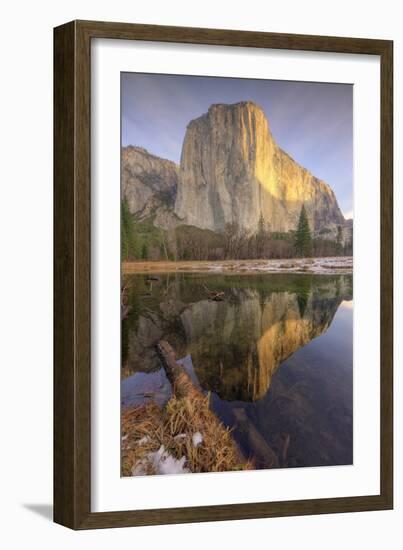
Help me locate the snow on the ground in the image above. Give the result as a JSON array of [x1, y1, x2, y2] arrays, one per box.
[[137, 435, 151, 445], [131, 445, 189, 476], [205, 256, 353, 275], [192, 432, 203, 447], [150, 446, 189, 475], [206, 263, 225, 271]]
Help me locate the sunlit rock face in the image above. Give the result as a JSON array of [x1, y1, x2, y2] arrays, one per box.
[[122, 146, 179, 221], [175, 101, 345, 233], [122, 103, 346, 236]]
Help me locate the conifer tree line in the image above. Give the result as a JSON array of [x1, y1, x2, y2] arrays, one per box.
[[121, 199, 352, 261]]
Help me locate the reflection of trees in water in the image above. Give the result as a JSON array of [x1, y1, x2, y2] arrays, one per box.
[[296, 277, 312, 318], [123, 274, 352, 402]]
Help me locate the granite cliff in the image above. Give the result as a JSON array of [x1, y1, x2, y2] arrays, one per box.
[[175, 102, 345, 233], [122, 102, 346, 236], [122, 146, 179, 225]]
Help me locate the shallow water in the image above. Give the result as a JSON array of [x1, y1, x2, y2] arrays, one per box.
[[122, 272, 353, 469]]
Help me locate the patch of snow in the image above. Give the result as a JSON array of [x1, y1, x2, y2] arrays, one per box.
[[137, 435, 151, 445], [131, 445, 189, 476], [151, 446, 189, 475], [192, 432, 203, 447], [201, 257, 353, 275], [122, 434, 128, 441]]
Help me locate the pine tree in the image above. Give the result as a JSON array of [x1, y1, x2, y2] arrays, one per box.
[[141, 242, 149, 260], [294, 205, 312, 257], [336, 225, 343, 255], [121, 199, 138, 260]]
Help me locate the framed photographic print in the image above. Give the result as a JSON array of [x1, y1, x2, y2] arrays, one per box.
[[54, 20, 393, 529]]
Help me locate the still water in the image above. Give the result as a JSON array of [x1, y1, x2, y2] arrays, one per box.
[[122, 273, 353, 469]]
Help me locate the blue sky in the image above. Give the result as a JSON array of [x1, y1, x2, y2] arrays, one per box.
[[122, 73, 353, 218]]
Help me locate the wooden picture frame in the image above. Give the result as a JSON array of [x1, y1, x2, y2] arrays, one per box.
[[54, 19, 393, 529]]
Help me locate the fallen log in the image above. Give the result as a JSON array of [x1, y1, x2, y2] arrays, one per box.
[[232, 408, 279, 469], [203, 284, 225, 301], [120, 339, 253, 474], [155, 340, 200, 400]]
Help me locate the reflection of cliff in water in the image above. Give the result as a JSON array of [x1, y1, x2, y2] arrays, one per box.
[[123, 274, 352, 402], [183, 290, 342, 401]]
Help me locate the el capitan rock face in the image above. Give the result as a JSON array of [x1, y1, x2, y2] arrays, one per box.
[[175, 102, 345, 233], [122, 102, 346, 235]]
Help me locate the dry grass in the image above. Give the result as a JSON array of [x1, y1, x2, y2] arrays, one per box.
[[121, 402, 163, 476], [121, 393, 252, 476]]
